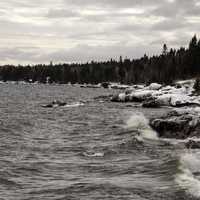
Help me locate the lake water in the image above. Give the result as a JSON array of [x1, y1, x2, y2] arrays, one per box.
[[0, 83, 199, 200]]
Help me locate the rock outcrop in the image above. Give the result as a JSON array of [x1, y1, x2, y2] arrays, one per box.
[[185, 140, 200, 149], [42, 100, 67, 108], [110, 79, 200, 108], [150, 108, 200, 139]]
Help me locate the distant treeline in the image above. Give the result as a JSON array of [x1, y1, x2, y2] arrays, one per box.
[[1, 35, 200, 84]]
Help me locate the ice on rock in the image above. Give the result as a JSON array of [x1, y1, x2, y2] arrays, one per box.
[[148, 83, 162, 90], [130, 90, 152, 99], [118, 93, 126, 102], [111, 79, 200, 107]]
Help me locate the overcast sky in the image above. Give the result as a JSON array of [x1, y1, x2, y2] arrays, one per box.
[[0, 0, 199, 64]]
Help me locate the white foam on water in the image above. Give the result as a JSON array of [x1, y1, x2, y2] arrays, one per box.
[[160, 136, 200, 146], [83, 152, 104, 157], [64, 102, 84, 108], [125, 113, 158, 140], [175, 152, 200, 197]]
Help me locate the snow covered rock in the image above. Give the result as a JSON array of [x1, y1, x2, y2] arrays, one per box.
[[111, 79, 200, 107], [148, 83, 162, 90], [111, 93, 127, 102], [110, 84, 130, 90]]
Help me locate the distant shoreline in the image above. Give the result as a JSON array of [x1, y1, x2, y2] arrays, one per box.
[[0, 35, 200, 85]]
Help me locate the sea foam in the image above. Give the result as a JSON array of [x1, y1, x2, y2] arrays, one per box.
[[125, 112, 158, 140], [64, 102, 84, 108], [175, 152, 200, 197]]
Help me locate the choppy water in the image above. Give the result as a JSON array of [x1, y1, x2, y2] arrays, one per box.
[[0, 83, 199, 200]]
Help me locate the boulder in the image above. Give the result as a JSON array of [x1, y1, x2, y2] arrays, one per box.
[[129, 90, 153, 102], [101, 82, 110, 89], [111, 93, 128, 102], [193, 78, 200, 94], [185, 140, 200, 149], [110, 94, 120, 102], [148, 83, 162, 90], [42, 100, 67, 108], [150, 109, 200, 139], [94, 94, 113, 101], [142, 98, 161, 108], [109, 80, 200, 107]]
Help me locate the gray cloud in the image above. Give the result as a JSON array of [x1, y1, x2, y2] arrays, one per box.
[[64, 0, 162, 8], [46, 9, 79, 18], [149, 0, 200, 18], [0, 43, 160, 65], [152, 18, 187, 31], [0, 0, 199, 64]]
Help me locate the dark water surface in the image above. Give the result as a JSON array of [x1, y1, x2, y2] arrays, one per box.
[[0, 83, 199, 200]]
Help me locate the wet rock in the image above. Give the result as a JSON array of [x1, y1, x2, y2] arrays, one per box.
[[150, 118, 190, 139], [125, 88, 134, 95], [110, 94, 118, 102], [80, 84, 101, 88], [101, 82, 110, 89], [171, 102, 200, 107], [94, 94, 112, 102], [193, 77, 200, 94], [142, 98, 161, 108], [185, 140, 200, 149], [42, 100, 67, 108], [150, 109, 200, 139], [110, 91, 149, 103], [42, 104, 54, 108]]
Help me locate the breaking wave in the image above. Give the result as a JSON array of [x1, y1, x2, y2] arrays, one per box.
[[64, 102, 84, 108], [125, 112, 158, 140], [175, 152, 200, 198]]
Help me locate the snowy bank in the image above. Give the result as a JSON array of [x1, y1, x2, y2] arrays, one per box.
[[111, 79, 200, 108]]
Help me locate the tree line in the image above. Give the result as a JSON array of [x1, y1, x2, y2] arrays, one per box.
[[0, 35, 200, 84]]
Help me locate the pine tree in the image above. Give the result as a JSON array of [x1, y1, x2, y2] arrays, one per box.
[[162, 44, 168, 55], [189, 35, 197, 50]]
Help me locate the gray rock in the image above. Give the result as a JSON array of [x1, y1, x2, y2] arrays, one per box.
[[185, 140, 200, 149], [42, 100, 67, 108], [150, 110, 200, 139], [142, 98, 160, 108]]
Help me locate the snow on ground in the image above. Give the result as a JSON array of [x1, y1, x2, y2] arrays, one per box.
[[111, 79, 200, 107]]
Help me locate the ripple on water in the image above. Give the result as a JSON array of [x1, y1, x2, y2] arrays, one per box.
[[0, 84, 196, 200]]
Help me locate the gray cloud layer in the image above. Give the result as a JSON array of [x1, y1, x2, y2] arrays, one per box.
[[0, 0, 199, 64]]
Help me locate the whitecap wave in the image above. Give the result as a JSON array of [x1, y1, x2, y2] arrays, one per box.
[[64, 102, 84, 108], [125, 112, 158, 140], [175, 152, 200, 197], [83, 152, 104, 157], [160, 136, 200, 146]]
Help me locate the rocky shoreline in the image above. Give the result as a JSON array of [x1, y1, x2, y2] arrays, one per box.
[[41, 79, 200, 144], [110, 79, 200, 143], [150, 107, 200, 139], [111, 80, 200, 107]]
